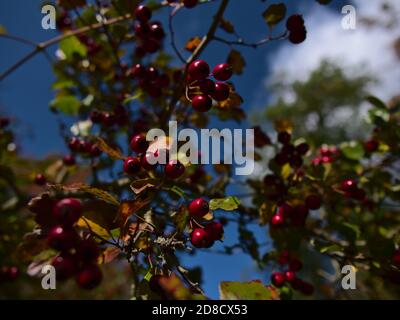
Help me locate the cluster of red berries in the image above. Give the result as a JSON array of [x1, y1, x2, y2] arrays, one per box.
[[187, 60, 233, 112], [311, 145, 340, 165], [68, 137, 102, 158], [271, 252, 314, 295], [270, 195, 321, 229], [188, 198, 224, 248], [274, 131, 309, 168], [90, 105, 128, 128], [134, 5, 165, 57], [130, 64, 170, 98], [340, 179, 366, 201], [286, 14, 307, 44], [44, 198, 102, 289], [0, 266, 19, 284]]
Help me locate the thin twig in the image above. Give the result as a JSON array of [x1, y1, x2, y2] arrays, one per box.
[[168, 4, 186, 64], [212, 31, 288, 48]]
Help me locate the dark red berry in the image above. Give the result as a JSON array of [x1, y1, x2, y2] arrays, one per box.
[[341, 179, 357, 193], [52, 255, 77, 280], [204, 221, 224, 241], [188, 198, 209, 218], [135, 5, 152, 23], [102, 112, 116, 127], [192, 94, 212, 112], [271, 272, 286, 287], [150, 22, 165, 40], [34, 173, 47, 186], [305, 194, 322, 210], [131, 63, 147, 78], [183, 0, 198, 8], [190, 228, 213, 248], [63, 154, 76, 166], [1, 266, 19, 281], [278, 131, 291, 145], [288, 258, 303, 272], [76, 264, 102, 289], [271, 214, 285, 227], [198, 78, 215, 95], [141, 152, 158, 170], [53, 198, 82, 227], [278, 251, 290, 265], [353, 188, 366, 201], [164, 160, 185, 179], [286, 14, 305, 31], [284, 270, 296, 283], [364, 139, 379, 153], [68, 137, 81, 151], [76, 239, 100, 264], [123, 157, 141, 175], [211, 81, 230, 101], [291, 205, 309, 227], [130, 134, 149, 153], [289, 27, 307, 44], [212, 63, 232, 81], [188, 60, 210, 81], [47, 226, 78, 252]]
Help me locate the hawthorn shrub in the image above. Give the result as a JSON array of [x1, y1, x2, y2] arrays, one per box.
[[0, 0, 400, 300]]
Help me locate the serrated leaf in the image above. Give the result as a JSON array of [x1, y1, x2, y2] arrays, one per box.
[[220, 281, 279, 300], [262, 3, 287, 28], [50, 95, 81, 115], [94, 136, 124, 160], [210, 196, 240, 211], [59, 35, 87, 60], [227, 49, 245, 75]]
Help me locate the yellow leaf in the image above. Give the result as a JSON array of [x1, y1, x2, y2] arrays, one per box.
[[227, 49, 246, 75], [77, 217, 110, 239], [114, 198, 152, 235], [185, 36, 202, 52], [94, 136, 124, 160]]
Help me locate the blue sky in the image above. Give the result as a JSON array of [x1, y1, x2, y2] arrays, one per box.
[[1, 0, 380, 299]]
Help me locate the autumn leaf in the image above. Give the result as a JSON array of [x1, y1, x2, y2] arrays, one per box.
[[218, 91, 243, 109], [219, 18, 235, 34], [210, 196, 240, 211], [185, 37, 202, 52], [94, 136, 124, 160], [274, 119, 293, 133], [77, 216, 110, 239], [114, 197, 152, 234], [98, 246, 121, 264], [262, 3, 287, 28], [219, 280, 280, 300], [227, 49, 245, 75]]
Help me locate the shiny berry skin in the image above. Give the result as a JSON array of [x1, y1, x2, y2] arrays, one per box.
[[188, 198, 209, 218], [204, 221, 224, 241], [286, 14, 304, 31], [198, 79, 215, 95], [141, 152, 158, 170], [277, 203, 294, 218], [211, 81, 230, 101], [305, 194, 322, 210], [135, 5, 152, 23], [271, 214, 285, 227], [164, 160, 185, 179], [212, 63, 232, 81], [68, 137, 81, 151], [364, 139, 379, 153], [76, 264, 102, 289], [34, 173, 47, 186], [53, 198, 82, 227], [76, 239, 100, 264], [341, 179, 357, 193], [289, 27, 307, 44], [131, 63, 146, 78], [188, 60, 210, 81], [288, 258, 303, 272], [190, 228, 213, 248], [183, 0, 198, 8], [63, 154, 76, 166], [392, 250, 400, 267], [52, 255, 77, 280], [47, 226, 78, 252], [123, 157, 141, 175], [192, 94, 212, 112], [271, 272, 286, 287], [101, 112, 116, 127], [130, 134, 149, 154], [278, 131, 291, 145], [150, 22, 165, 40], [284, 270, 296, 283]]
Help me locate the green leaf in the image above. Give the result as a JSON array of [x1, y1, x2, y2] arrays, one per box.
[[367, 108, 390, 124], [340, 141, 365, 160], [171, 206, 189, 234], [220, 281, 279, 300], [50, 95, 81, 115], [366, 96, 387, 109], [210, 196, 240, 211], [262, 3, 287, 28], [60, 36, 87, 60], [320, 244, 342, 253], [52, 79, 75, 90], [342, 222, 361, 240]]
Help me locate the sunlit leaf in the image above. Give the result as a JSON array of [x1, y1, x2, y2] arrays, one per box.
[[210, 196, 240, 211], [50, 95, 81, 115], [220, 281, 279, 300], [59, 35, 87, 60], [77, 216, 110, 239], [340, 141, 365, 160]]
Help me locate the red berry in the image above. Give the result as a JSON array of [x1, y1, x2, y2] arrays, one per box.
[[288, 258, 303, 272], [192, 94, 212, 112], [211, 81, 230, 101], [392, 250, 400, 267], [284, 270, 296, 283], [286, 14, 305, 31], [291, 205, 309, 227], [135, 5, 152, 23], [123, 157, 141, 175], [341, 179, 357, 193], [183, 0, 198, 8], [130, 134, 149, 153], [364, 139, 379, 153], [102, 112, 116, 127], [52, 255, 77, 280], [141, 152, 158, 170], [204, 221, 224, 241], [131, 63, 147, 78], [353, 188, 366, 201], [76, 264, 102, 289], [190, 228, 213, 248], [305, 194, 322, 210], [34, 173, 47, 186], [289, 27, 307, 44], [278, 251, 290, 265], [164, 160, 185, 179], [76, 239, 100, 264], [189, 198, 209, 218], [212, 63, 232, 81], [63, 154, 76, 166], [68, 137, 81, 151], [7, 266, 19, 281], [53, 198, 82, 227], [198, 79, 215, 95], [278, 131, 291, 145], [150, 22, 165, 40], [277, 203, 294, 218], [47, 226, 78, 252], [271, 214, 285, 227], [271, 272, 286, 287], [188, 60, 210, 81]]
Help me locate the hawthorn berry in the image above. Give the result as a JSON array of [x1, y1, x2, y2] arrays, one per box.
[[192, 94, 212, 112], [271, 272, 286, 287], [52, 255, 77, 280], [164, 160, 185, 179], [189, 198, 209, 218], [76, 239, 100, 264], [284, 270, 296, 283], [305, 194, 322, 210], [211, 82, 230, 101], [130, 134, 149, 154], [141, 152, 158, 170], [271, 214, 285, 227], [131, 63, 147, 78], [392, 250, 400, 267], [34, 173, 46, 186], [190, 228, 213, 248], [278, 251, 290, 265], [53, 198, 82, 227], [47, 226, 78, 252], [286, 14, 305, 31], [341, 179, 357, 193], [198, 79, 215, 95], [364, 139, 379, 153], [76, 264, 103, 289], [123, 157, 141, 175], [63, 154, 76, 166], [291, 205, 309, 227], [102, 112, 116, 127], [183, 0, 198, 8], [135, 5, 152, 23], [288, 258, 303, 272], [289, 27, 307, 44], [188, 60, 210, 81], [150, 22, 165, 40], [204, 221, 224, 241], [89, 110, 103, 123], [213, 63, 232, 81]]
